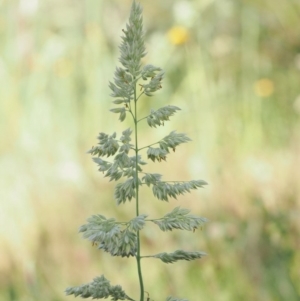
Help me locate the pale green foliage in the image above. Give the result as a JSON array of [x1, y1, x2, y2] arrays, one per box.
[[88, 132, 119, 157], [128, 214, 148, 231], [142, 173, 162, 186], [79, 214, 148, 257], [90, 129, 147, 183], [146, 131, 191, 162], [110, 106, 127, 122], [119, 2, 145, 76], [140, 174, 207, 201], [147, 147, 168, 162], [141, 64, 162, 80], [152, 180, 207, 201], [159, 131, 191, 151], [115, 178, 138, 204], [152, 206, 208, 231], [66, 275, 134, 300], [140, 71, 164, 96], [146, 105, 181, 128], [151, 250, 206, 264], [66, 1, 208, 301]]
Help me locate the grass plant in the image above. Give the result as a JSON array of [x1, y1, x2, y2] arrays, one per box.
[[65, 2, 208, 301], [1, 1, 300, 301]]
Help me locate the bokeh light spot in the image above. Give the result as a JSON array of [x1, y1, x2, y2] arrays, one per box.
[[167, 26, 189, 45], [254, 78, 274, 98]]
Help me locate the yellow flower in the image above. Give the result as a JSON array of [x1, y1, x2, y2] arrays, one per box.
[[167, 26, 189, 45], [254, 78, 274, 97]]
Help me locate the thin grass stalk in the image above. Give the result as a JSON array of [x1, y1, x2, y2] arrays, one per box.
[[133, 78, 144, 301]]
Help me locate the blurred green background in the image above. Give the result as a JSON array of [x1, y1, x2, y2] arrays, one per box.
[[1, 0, 300, 300]]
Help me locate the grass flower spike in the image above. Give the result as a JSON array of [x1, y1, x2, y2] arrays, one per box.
[[66, 2, 208, 301]]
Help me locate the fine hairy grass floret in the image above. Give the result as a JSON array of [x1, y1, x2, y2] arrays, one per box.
[[65, 2, 208, 301]]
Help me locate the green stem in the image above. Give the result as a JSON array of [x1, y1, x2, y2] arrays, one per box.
[[138, 141, 161, 151], [133, 80, 144, 301]]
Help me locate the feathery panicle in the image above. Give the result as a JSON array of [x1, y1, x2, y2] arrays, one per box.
[[66, 2, 208, 301]]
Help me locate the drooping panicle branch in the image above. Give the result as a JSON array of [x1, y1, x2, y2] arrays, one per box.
[[65, 275, 134, 301], [151, 206, 208, 231], [144, 250, 207, 264]]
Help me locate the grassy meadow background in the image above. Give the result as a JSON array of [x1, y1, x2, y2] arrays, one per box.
[[1, 0, 300, 300]]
